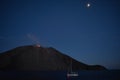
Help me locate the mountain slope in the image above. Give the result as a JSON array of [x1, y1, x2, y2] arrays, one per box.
[[0, 45, 106, 71]]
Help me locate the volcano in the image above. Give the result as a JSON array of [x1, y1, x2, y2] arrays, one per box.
[[0, 45, 106, 71]]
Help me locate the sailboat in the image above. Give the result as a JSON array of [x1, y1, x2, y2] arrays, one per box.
[[67, 59, 79, 77]]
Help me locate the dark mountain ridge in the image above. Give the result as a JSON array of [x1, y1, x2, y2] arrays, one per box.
[[0, 45, 106, 71]]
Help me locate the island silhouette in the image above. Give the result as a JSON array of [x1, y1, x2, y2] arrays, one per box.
[[0, 45, 106, 71]]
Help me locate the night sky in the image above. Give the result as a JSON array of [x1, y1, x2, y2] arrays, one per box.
[[0, 0, 120, 69]]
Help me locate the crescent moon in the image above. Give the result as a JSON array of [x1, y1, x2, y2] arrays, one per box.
[[87, 3, 90, 8]]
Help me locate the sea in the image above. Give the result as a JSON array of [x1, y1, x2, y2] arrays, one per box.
[[0, 70, 120, 80]]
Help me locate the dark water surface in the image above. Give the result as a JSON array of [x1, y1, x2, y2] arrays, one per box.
[[0, 70, 120, 80]]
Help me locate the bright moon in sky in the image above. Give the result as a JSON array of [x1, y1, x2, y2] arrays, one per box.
[[87, 3, 91, 8]]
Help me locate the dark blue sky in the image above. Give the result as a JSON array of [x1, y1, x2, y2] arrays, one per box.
[[0, 0, 120, 69]]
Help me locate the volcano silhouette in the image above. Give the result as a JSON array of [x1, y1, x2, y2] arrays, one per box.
[[0, 45, 106, 71]]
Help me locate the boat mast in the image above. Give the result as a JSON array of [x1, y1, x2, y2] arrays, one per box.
[[70, 59, 72, 73]]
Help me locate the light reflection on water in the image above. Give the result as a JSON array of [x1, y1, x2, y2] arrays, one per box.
[[0, 70, 120, 80]]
